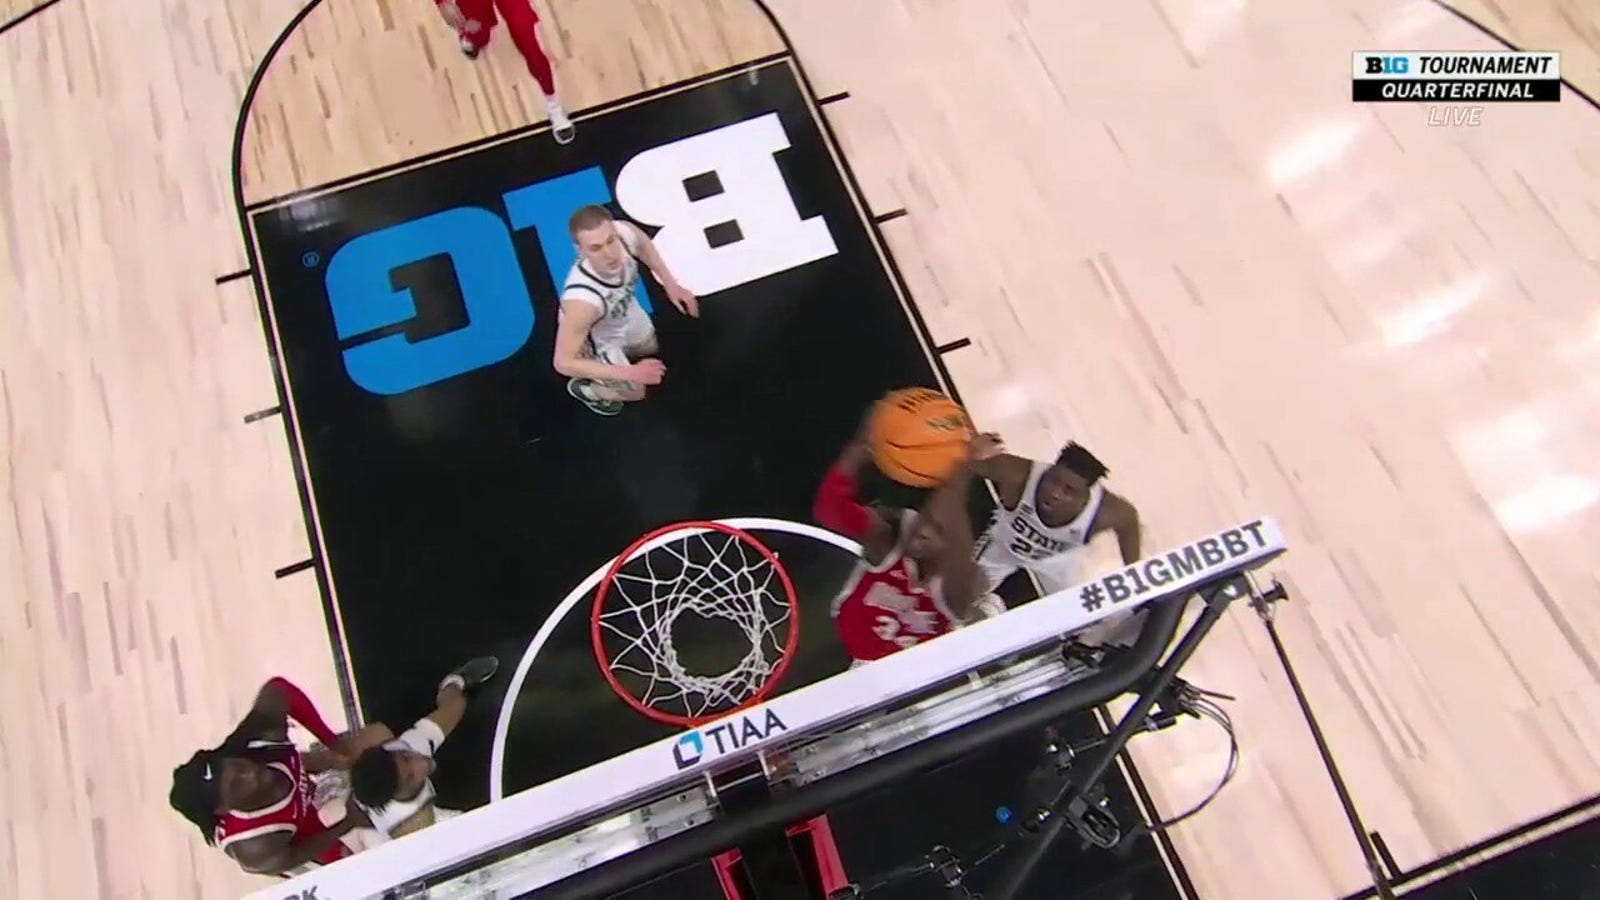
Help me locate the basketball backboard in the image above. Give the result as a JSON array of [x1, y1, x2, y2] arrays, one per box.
[[250, 517, 1287, 900]]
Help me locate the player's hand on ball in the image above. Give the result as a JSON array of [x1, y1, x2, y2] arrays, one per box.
[[968, 432, 1004, 461], [665, 282, 699, 318], [628, 359, 667, 385]]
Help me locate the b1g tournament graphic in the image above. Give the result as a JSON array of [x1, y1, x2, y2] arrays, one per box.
[[1351, 51, 1561, 103]]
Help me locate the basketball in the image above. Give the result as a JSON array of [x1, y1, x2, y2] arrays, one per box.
[[867, 388, 975, 488]]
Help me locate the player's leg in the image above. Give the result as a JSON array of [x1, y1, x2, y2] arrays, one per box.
[[444, 0, 496, 58], [1028, 550, 1088, 598], [588, 306, 657, 405], [971, 525, 1018, 613], [424, 656, 500, 740], [621, 302, 660, 367], [492, 0, 574, 143], [567, 343, 643, 412], [368, 655, 500, 808]]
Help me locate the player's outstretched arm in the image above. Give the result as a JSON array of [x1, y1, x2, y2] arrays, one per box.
[[304, 722, 393, 773], [231, 677, 339, 747], [971, 448, 1030, 507], [627, 223, 698, 317], [920, 433, 1002, 531], [814, 433, 894, 562], [962, 426, 1027, 504], [921, 433, 1003, 615], [553, 300, 663, 385], [1098, 492, 1142, 563]]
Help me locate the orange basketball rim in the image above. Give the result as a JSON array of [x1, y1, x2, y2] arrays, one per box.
[[590, 520, 802, 728]]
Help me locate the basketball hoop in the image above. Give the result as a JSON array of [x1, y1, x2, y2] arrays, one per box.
[[590, 521, 801, 727]]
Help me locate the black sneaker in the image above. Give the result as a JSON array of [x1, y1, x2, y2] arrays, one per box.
[[459, 36, 481, 60], [442, 656, 499, 692], [567, 378, 622, 416]]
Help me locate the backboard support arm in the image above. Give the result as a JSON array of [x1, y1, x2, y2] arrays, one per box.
[[986, 574, 1252, 900], [532, 580, 1197, 898]]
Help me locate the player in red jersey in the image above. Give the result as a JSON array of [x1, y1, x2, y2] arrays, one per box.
[[168, 677, 376, 876], [814, 421, 1005, 664], [435, 0, 575, 144]]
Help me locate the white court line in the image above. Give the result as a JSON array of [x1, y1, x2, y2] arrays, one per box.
[[489, 516, 861, 801]]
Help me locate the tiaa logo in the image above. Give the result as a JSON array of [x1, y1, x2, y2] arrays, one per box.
[[671, 708, 788, 771], [672, 731, 705, 770]]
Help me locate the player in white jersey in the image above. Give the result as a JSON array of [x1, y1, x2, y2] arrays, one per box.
[[972, 442, 1141, 600], [347, 657, 499, 841], [552, 205, 699, 416]]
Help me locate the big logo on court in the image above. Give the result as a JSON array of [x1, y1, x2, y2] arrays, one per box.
[[316, 110, 841, 395]]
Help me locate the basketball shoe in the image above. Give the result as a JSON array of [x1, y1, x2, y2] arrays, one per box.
[[567, 378, 622, 416], [546, 95, 575, 145], [441, 656, 500, 693]]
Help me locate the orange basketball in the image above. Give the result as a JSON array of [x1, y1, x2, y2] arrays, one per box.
[[868, 388, 975, 488]]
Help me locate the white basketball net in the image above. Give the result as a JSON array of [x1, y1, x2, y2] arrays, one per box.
[[595, 526, 796, 724]]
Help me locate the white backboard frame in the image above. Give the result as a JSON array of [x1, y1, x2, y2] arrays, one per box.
[[251, 517, 1286, 900]]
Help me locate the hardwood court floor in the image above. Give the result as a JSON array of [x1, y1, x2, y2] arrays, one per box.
[[3, 1, 1599, 899], [0, 0, 54, 31], [1439, 0, 1599, 101], [771, 3, 1600, 893], [241, 0, 781, 203]]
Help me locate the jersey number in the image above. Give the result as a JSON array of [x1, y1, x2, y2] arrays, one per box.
[[872, 615, 920, 649], [861, 582, 942, 636]]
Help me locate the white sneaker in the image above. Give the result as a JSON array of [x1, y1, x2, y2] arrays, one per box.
[[546, 94, 575, 145]]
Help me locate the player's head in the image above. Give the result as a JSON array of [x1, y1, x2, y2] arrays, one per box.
[[169, 743, 280, 843], [1039, 442, 1108, 517], [568, 204, 626, 277], [351, 745, 435, 809]]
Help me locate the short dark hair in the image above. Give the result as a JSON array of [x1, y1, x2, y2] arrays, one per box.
[[350, 747, 401, 809], [567, 204, 615, 238], [1055, 442, 1108, 483]]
